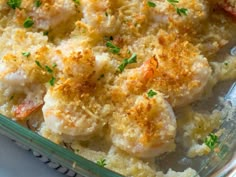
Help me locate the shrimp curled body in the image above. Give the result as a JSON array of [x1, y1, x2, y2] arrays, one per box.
[[125, 32, 212, 107], [110, 92, 176, 158]]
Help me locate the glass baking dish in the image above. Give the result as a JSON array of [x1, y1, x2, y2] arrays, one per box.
[[0, 112, 123, 177], [1, 2, 236, 177], [0, 81, 235, 177]]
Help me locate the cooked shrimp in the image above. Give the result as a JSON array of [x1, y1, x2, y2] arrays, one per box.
[[51, 43, 111, 82], [42, 78, 107, 138], [109, 92, 176, 158], [12, 0, 77, 30], [80, 0, 121, 35], [123, 31, 211, 107], [0, 28, 52, 119], [155, 32, 211, 107], [12, 86, 44, 120], [42, 50, 111, 138], [0, 63, 45, 120], [0, 57, 46, 120]]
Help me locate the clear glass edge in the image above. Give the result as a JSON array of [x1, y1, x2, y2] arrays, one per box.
[[0, 107, 235, 177], [0, 113, 123, 177], [198, 103, 236, 177]]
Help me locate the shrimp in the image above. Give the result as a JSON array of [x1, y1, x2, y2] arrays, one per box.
[[42, 78, 108, 138], [0, 64, 45, 120], [80, 0, 121, 35], [124, 31, 211, 107], [0, 55, 46, 120], [42, 50, 111, 138], [0, 28, 52, 120], [12, 0, 77, 30], [109, 63, 176, 157], [12, 86, 45, 120], [109, 92, 176, 158]]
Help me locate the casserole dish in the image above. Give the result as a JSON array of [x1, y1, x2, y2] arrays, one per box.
[[0, 113, 122, 177], [0, 0, 236, 176], [0, 80, 235, 177]]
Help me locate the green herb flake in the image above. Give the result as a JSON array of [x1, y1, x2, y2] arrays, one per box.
[[52, 63, 57, 68], [204, 133, 219, 151], [23, 17, 34, 28], [22, 52, 30, 57], [147, 1, 156, 7], [7, 0, 21, 9], [105, 11, 108, 17], [35, 60, 43, 68], [49, 76, 56, 86], [96, 158, 107, 167], [73, 0, 80, 5], [166, 0, 188, 16], [147, 90, 157, 98], [106, 41, 120, 54], [176, 8, 188, 16], [9, 95, 14, 101], [167, 0, 179, 4], [45, 65, 53, 73], [118, 53, 137, 72], [35, 0, 41, 7], [43, 31, 49, 36]]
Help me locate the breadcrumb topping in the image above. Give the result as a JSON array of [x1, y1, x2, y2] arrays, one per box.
[[1, 0, 236, 176]]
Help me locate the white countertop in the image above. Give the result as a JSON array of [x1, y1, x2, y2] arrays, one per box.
[[0, 134, 66, 177]]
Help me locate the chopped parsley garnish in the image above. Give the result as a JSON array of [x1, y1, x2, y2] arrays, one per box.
[[176, 7, 188, 16], [52, 63, 57, 68], [9, 95, 14, 101], [204, 133, 219, 151], [105, 11, 108, 17], [96, 158, 107, 167], [106, 41, 120, 54], [167, 0, 188, 16], [127, 49, 131, 54], [43, 31, 49, 36], [167, 0, 179, 3], [35, 0, 41, 7], [49, 76, 56, 86], [7, 0, 21, 9], [118, 53, 137, 72], [147, 1, 156, 7], [23, 17, 34, 28], [35, 60, 43, 68], [22, 52, 30, 57], [35, 61, 56, 86], [45, 65, 53, 73], [147, 90, 157, 98], [73, 0, 80, 5]]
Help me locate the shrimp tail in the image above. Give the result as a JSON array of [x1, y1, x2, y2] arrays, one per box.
[[14, 100, 43, 120], [140, 56, 158, 84]]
